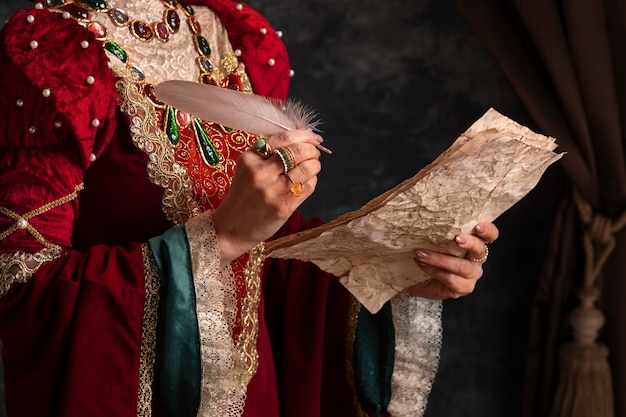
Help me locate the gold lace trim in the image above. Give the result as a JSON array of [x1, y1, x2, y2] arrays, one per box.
[[0, 184, 84, 251], [115, 58, 261, 386], [137, 244, 160, 417], [238, 243, 264, 381], [0, 248, 62, 297]]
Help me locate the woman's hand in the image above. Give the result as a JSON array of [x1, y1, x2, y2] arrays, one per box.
[[212, 129, 325, 265], [406, 221, 499, 299]]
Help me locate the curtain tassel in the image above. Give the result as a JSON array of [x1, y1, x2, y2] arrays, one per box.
[[549, 288, 614, 417]]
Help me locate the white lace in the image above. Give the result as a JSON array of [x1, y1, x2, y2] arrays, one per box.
[[96, 0, 233, 84], [388, 295, 442, 417], [185, 212, 248, 417]]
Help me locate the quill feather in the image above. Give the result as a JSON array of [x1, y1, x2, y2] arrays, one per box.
[[154, 80, 319, 137]]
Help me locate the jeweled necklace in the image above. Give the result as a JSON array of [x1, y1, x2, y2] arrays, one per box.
[[46, 0, 224, 167]]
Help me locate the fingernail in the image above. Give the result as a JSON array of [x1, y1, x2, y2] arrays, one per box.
[[475, 224, 485, 234], [455, 235, 466, 244], [415, 250, 428, 259], [412, 257, 427, 268]]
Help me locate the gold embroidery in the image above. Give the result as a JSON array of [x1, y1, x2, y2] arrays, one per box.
[[237, 242, 264, 382], [0, 184, 84, 251], [346, 295, 369, 417], [137, 244, 161, 417], [0, 248, 62, 297]]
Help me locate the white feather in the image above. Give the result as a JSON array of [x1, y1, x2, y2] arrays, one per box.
[[154, 80, 319, 136]]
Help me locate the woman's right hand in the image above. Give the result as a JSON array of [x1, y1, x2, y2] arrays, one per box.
[[211, 129, 325, 265]]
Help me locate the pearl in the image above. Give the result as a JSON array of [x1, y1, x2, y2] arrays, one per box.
[[42, 89, 51, 97], [16, 218, 28, 229], [86, 76, 95, 85], [276, 31, 283, 38], [260, 27, 267, 35], [234, 49, 242, 57], [54, 120, 62, 128], [107, 61, 113, 69], [267, 58, 275, 66], [89, 153, 97, 162], [91, 119, 101, 128], [81, 40, 90, 49], [16, 99, 24, 107], [26, 15, 35, 24], [29, 126, 36, 134], [30, 40, 39, 49], [290, 69, 295, 77], [63, 12, 71, 19], [35, 3, 43, 10], [236, 3, 243, 11]]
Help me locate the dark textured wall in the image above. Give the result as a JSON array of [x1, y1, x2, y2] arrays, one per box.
[[1, 1, 561, 416]]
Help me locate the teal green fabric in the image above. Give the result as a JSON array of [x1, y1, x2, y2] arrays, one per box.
[[149, 226, 201, 417], [353, 301, 395, 417]]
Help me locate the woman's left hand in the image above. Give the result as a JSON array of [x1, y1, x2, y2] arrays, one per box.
[[406, 221, 499, 299]]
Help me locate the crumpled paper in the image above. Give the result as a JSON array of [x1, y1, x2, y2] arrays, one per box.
[[265, 108, 564, 313]]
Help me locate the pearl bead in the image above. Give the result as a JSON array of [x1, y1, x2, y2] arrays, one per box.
[[29, 126, 36, 134], [30, 40, 39, 49], [16, 218, 28, 229], [54, 120, 62, 128], [35, 3, 43, 10], [89, 153, 97, 162], [267, 58, 275, 66], [260, 28, 267, 35], [91, 119, 101, 128], [107, 61, 113, 69], [26, 15, 35, 24], [16, 99, 24, 107], [63, 12, 71, 19], [86, 76, 95, 84], [290, 69, 295, 77], [234, 49, 242, 57], [276, 31, 283, 38], [42, 89, 51, 97], [236, 4, 243, 11], [81, 40, 89, 49]]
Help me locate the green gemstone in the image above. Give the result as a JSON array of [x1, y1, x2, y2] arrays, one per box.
[[193, 118, 219, 166], [196, 35, 211, 56], [81, 0, 107, 10], [165, 107, 179, 145], [104, 41, 127, 63]]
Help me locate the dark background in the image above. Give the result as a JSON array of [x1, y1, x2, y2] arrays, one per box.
[[1, 1, 561, 416]]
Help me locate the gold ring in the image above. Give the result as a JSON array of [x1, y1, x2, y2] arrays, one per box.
[[274, 146, 296, 173], [469, 244, 489, 263], [253, 138, 272, 158], [285, 174, 304, 196]]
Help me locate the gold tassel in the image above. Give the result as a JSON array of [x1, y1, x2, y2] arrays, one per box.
[[549, 188, 626, 417]]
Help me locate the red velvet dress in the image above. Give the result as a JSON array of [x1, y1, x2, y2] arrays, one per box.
[[0, 1, 441, 416]]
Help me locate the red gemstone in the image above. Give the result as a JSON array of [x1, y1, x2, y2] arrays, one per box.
[[131, 20, 155, 41], [176, 110, 191, 127], [165, 9, 181, 33], [188, 16, 201, 34], [88, 21, 107, 40], [155, 22, 170, 41]]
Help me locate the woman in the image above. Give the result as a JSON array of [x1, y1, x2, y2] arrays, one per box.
[[0, 1, 498, 416]]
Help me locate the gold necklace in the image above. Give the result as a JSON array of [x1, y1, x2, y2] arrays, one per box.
[[47, 0, 223, 166]]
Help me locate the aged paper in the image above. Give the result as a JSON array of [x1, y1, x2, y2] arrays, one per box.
[[265, 108, 564, 313]]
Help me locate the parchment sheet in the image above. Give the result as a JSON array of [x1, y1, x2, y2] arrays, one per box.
[[265, 108, 564, 313]]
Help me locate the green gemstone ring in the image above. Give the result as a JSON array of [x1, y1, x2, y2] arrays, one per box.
[[253, 138, 272, 158]]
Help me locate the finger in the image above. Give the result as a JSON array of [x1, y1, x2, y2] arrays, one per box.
[[415, 249, 482, 281], [454, 234, 489, 263], [283, 159, 321, 186], [412, 260, 478, 298], [266, 129, 324, 149], [474, 222, 499, 243], [271, 142, 321, 169]]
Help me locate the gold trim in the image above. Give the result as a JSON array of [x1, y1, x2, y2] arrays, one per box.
[[346, 295, 369, 417], [0, 183, 84, 251], [237, 243, 264, 383], [137, 244, 161, 417], [0, 248, 62, 297]]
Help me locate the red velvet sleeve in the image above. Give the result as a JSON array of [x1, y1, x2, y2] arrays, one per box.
[[0, 7, 150, 417], [0, 7, 118, 253]]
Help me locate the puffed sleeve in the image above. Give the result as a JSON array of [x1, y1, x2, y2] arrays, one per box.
[[0, 6, 118, 253]]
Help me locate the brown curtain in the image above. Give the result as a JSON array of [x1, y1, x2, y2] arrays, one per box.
[[453, 1, 626, 416]]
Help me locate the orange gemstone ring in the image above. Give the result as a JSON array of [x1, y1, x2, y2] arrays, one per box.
[[284, 174, 304, 197]]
